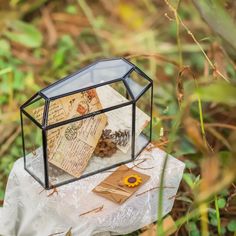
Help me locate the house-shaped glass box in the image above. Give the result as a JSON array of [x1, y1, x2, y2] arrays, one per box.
[[20, 58, 153, 189]]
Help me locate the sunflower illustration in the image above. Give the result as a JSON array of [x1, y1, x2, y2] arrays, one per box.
[[123, 174, 142, 187]]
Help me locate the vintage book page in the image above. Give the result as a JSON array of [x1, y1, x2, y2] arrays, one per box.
[[32, 90, 107, 178], [49, 113, 107, 178], [97, 85, 150, 153], [32, 94, 78, 155]]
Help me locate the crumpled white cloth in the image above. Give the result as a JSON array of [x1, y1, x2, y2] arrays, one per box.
[[0, 147, 185, 236]]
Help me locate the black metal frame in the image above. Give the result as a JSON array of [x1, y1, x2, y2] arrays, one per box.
[[20, 57, 153, 189]]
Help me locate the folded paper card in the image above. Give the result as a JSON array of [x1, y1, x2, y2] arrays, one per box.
[[93, 165, 150, 204]]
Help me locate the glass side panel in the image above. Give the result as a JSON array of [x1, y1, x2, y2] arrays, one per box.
[[47, 104, 133, 187], [125, 70, 151, 98], [135, 87, 152, 156], [42, 59, 133, 98], [46, 81, 132, 126], [22, 113, 45, 187], [23, 95, 45, 125]]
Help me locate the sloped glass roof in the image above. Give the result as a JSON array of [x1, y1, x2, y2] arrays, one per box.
[[41, 58, 134, 98]]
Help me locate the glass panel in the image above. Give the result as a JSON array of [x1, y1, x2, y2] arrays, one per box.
[[23, 95, 45, 125], [125, 70, 150, 98], [42, 59, 133, 98], [22, 113, 45, 187], [47, 81, 132, 126], [135, 87, 152, 156], [47, 104, 133, 186]]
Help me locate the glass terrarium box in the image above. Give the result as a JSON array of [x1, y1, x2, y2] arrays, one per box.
[[20, 58, 153, 189]]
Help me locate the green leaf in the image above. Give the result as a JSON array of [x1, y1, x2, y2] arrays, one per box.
[[217, 198, 226, 209], [178, 136, 196, 156], [190, 230, 200, 236], [164, 64, 175, 76], [4, 20, 43, 48], [186, 222, 200, 236], [210, 215, 218, 226], [227, 220, 236, 232], [219, 188, 229, 197], [13, 70, 25, 91], [183, 173, 195, 189], [0, 39, 11, 56], [0, 67, 12, 76], [24, 71, 39, 91], [194, 82, 236, 106], [65, 5, 78, 14], [52, 35, 75, 69], [59, 35, 74, 49], [52, 47, 67, 69], [220, 227, 226, 235], [0, 188, 4, 200], [185, 160, 197, 169], [0, 95, 8, 105]]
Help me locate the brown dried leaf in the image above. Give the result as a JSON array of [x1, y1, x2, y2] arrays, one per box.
[[140, 215, 177, 236], [176, 68, 185, 106], [212, 43, 227, 78], [183, 117, 207, 153], [197, 164, 236, 203], [41, 7, 58, 47], [201, 156, 220, 191], [176, 66, 196, 106]]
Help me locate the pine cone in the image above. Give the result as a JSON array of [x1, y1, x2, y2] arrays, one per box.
[[111, 130, 130, 146], [94, 129, 130, 158], [94, 138, 117, 157], [101, 129, 130, 147]]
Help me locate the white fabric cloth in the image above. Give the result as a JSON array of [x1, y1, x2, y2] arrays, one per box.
[[0, 147, 185, 236]]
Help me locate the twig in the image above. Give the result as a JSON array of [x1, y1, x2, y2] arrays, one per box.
[[164, 0, 230, 82], [136, 186, 175, 197], [79, 205, 104, 216], [47, 187, 59, 197], [204, 123, 236, 131], [38, 188, 45, 195], [131, 158, 147, 169], [48, 231, 65, 236]]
